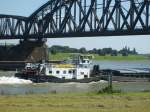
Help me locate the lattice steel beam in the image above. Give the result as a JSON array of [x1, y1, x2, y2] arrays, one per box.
[[0, 0, 150, 39]]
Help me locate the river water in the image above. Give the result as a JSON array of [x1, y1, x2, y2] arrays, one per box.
[[93, 60, 150, 69], [0, 60, 150, 95]]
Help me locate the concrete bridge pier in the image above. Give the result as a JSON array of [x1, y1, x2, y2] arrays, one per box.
[[19, 40, 49, 62], [0, 40, 49, 62]]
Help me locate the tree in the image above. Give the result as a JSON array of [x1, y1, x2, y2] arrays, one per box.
[[111, 50, 118, 56], [132, 48, 137, 55], [100, 50, 106, 56], [48, 45, 138, 55], [120, 46, 128, 56], [91, 48, 98, 54], [98, 49, 102, 56], [50, 48, 57, 55], [102, 48, 112, 54], [79, 47, 87, 54]]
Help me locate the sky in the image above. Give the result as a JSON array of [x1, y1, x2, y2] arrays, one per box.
[[0, 0, 150, 54]]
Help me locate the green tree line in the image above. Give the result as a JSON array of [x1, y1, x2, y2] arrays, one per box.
[[49, 45, 138, 56]]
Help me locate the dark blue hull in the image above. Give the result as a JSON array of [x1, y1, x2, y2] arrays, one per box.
[[15, 73, 102, 83]]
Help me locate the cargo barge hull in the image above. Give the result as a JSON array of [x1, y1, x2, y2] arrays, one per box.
[[15, 73, 102, 83]]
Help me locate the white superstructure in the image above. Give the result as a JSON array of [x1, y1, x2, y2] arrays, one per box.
[[37, 54, 93, 79]]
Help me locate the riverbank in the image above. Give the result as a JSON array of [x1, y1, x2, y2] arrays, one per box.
[[0, 92, 150, 112], [49, 53, 149, 61]]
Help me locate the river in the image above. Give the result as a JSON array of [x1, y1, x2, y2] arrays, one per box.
[[93, 60, 150, 69], [0, 60, 150, 95]]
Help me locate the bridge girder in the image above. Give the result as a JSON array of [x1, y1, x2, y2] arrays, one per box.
[[0, 14, 27, 39], [0, 0, 150, 39]]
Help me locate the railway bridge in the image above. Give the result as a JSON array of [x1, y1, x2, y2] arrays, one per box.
[[0, 0, 150, 39], [0, 0, 150, 61]]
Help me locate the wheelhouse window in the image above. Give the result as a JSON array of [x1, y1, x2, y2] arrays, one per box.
[[69, 70, 72, 74], [72, 70, 75, 74], [82, 60, 86, 63], [63, 70, 67, 74], [49, 71, 52, 74], [56, 71, 60, 74]]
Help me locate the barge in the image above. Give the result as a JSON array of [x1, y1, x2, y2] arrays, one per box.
[[15, 54, 102, 83], [15, 54, 150, 83]]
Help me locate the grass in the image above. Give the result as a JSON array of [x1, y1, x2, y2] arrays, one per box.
[[49, 53, 149, 61], [0, 92, 150, 112], [49, 53, 71, 60]]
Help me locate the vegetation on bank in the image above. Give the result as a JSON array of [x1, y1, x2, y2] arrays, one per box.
[[93, 54, 149, 60], [49, 53, 149, 61], [49, 45, 138, 56], [48, 45, 150, 61], [0, 92, 150, 112]]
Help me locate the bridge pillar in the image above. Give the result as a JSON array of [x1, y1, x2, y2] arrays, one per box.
[[20, 40, 49, 62], [0, 40, 49, 62]]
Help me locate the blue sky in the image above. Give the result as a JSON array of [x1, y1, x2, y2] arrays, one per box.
[[0, 0, 150, 54]]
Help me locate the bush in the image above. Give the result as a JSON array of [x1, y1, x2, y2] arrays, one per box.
[[98, 86, 121, 94]]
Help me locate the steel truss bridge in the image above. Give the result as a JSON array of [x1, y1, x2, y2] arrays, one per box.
[[0, 0, 150, 40]]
